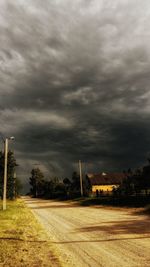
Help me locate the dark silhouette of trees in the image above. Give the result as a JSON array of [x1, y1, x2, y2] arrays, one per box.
[[28, 170, 92, 199], [0, 150, 19, 199], [71, 171, 80, 193], [116, 162, 150, 196], [29, 168, 44, 197], [63, 172, 91, 197], [63, 177, 71, 187], [63, 177, 71, 196], [42, 180, 55, 199], [84, 174, 92, 196]]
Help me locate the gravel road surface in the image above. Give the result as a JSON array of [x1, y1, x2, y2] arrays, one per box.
[[24, 197, 150, 267]]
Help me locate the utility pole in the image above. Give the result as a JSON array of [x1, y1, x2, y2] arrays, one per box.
[[3, 138, 8, 210], [79, 160, 83, 197], [2, 136, 15, 210]]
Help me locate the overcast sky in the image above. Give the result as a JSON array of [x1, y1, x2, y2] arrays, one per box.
[[1, 0, 150, 188]]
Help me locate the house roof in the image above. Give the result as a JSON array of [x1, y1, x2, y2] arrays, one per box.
[[87, 172, 126, 185]]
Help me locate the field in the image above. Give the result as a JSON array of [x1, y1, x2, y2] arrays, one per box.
[[0, 199, 60, 267]]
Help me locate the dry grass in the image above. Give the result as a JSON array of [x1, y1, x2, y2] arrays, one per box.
[[0, 199, 60, 267]]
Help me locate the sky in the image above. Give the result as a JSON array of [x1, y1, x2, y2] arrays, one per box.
[[0, 0, 150, 190]]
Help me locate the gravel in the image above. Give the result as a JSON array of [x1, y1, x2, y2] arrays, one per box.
[[24, 197, 150, 267]]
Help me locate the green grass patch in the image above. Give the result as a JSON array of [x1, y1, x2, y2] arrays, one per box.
[[0, 199, 60, 267]]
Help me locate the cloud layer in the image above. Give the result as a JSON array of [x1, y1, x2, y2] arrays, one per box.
[[1, 0, 150, 189]]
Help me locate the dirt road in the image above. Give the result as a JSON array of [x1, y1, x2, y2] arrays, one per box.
[[24, 197, 150, 267]]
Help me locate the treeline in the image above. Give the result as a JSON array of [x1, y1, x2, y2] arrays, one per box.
[[0, 150, 21, 199], [29, 160, 150, 200], [114, 163, 150, 196], [29, 168, 91, 199]]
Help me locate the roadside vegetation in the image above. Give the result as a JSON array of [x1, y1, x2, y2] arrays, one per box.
[[0, 199, 60, 267], [29, 169, 91, 199], [28, 160, 150, 210], [0, 150, 21, 199]]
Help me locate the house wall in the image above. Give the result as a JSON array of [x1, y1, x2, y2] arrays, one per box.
[[92, 184, 118, 193]]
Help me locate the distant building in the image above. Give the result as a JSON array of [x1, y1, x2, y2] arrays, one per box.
[[87, 172, 126, 195]]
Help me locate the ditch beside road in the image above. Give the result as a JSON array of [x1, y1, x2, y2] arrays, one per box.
[[0, 199, 60, 267], [24, 196, 150, 267]]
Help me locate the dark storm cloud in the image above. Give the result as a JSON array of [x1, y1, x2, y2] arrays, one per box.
[[0, 0, 150, 188]]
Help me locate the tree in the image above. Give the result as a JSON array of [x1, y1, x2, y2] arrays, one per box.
[[0, 150, 18, 199], [84, 175, 92, 196], [116, 164, 150, 196], [71, 171, 80, 193], [63, 177, 71, 186], [15, 177, 22, 197], [140, 164, 150, 194], [42, 179, 55, 199], [29, 168, 44, 197]]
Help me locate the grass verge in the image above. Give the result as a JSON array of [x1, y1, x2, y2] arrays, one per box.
[[0, 199, 60, 267]]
